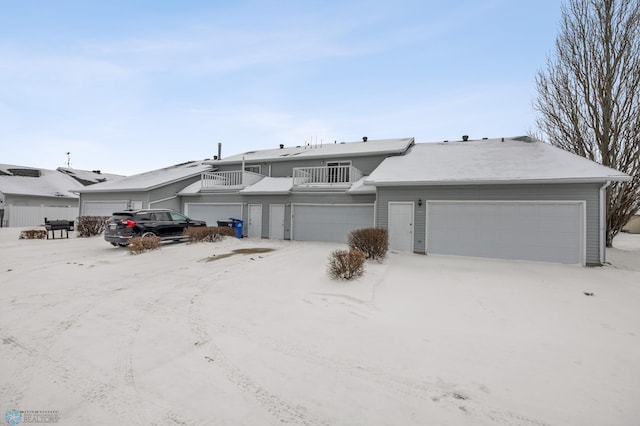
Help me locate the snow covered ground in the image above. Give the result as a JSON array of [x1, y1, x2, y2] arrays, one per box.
[[1, 228, 639, 425]]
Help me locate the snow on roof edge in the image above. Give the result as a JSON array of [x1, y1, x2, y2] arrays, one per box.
[[365, 176, 631, 186]]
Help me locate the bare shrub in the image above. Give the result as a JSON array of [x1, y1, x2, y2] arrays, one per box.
[[327, 249, 366, 280], [348, 228, 389, 261], [127, 235, 162, 254], [76, 216, 108, 237], [184, 226, 236, 243], [19, 229, 47, 239]]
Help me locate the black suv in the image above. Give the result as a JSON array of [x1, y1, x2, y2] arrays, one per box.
[[104, 209, 207, 246]]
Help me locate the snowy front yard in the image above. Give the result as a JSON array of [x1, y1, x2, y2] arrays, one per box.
[[1, 229, 639, 425]]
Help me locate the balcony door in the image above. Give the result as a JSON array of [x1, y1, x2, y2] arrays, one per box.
[[327, 161, 351, 183]]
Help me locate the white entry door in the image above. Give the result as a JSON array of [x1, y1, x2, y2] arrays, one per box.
[[269, 204, 285, 240], [247, 204, 263, 238], [388, 202, 414, 252]]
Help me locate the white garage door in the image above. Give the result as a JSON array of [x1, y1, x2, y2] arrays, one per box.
[[185, 203, 243, 227], [427, 201, 585, 264], [292, 204, 374, 243], [82, 201, 128, 217]]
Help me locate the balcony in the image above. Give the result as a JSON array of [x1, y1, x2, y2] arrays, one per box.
[[293, 165, 363, 187], [201, 171, 264, 190]]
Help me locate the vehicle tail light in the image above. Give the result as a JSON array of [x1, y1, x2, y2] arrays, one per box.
[[120, 219, 136, 228]]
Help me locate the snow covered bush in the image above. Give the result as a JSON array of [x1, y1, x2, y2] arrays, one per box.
[[348, 228, 389, 261], [19, 229, 47, 239], [327, 248, 366, 280], [127, 235, 161, 254], [76, 216, 108, 237], [184, 226, 236, 243]]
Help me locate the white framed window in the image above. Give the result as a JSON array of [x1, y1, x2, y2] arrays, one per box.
[[244, 165, 261, 174]]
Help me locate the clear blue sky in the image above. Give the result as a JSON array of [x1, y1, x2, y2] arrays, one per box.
[[0, 0, 563, 175]]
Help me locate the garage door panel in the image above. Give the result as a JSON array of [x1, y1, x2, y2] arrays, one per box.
[[427, 201, 583, 264], [293, 205, 374, 243]]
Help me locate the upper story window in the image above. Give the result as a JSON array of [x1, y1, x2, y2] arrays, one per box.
[[244, 165, 261, 174]]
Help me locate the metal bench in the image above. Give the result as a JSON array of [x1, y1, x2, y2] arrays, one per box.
[[44, 218, 74, 239]]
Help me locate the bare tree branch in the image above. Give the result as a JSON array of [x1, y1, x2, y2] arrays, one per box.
[[535, 0, 640, 247]]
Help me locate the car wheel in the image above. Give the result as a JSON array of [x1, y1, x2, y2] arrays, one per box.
[[141, 232, 157, 238]]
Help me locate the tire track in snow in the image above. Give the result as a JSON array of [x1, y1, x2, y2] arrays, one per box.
[[0, 332, 146, 424], [188, 278, 327, 426], [110, 270, 214, 426], [201, 311, 554, 426]]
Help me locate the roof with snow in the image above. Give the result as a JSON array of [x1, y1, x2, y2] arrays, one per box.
[[365, 137, 631, 186], [77, 161, 212, 192], [346, 177, 376, 194], [0, 164, 84, 198], [56, 167, 125, 186], [240, 177, 293, 195], [208, 138, 414, 165]]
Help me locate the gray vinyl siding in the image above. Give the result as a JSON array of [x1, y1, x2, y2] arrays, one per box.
[[183, 192, 375, 239], [147, 177, 201, 210], [244, 193, 374, 239], [79, 192, 144, 215], [210, 153, 394, 177], [5, 194, 78, 207], [376, 183, 602, 264]]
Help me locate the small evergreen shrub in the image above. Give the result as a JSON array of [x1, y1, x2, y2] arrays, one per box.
[[184, 226, 236, 243], [19, 229, 47, 239], [76, 216, 108, 237], [127, 235, 162, 254], [327, 248, 366, 280], [348, 228, 389, 261]]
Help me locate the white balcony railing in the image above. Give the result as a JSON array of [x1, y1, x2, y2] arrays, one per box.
[[201, 171, 264, 190], [293, 165, 363, 186]]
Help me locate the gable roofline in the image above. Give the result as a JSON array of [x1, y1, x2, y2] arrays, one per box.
[[206, 137, 414, 165], [365, 137, 631, 186], [0, 189, 78, 198], [76, 161, 212, 193], [76, 170, 205, 192], [367, 176, 631, 187]]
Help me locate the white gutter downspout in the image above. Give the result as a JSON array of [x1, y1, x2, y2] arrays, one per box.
[[242, 156, 246, 186], [599, 181, 611, 264]]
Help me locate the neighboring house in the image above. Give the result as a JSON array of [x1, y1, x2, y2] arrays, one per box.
[[77, 161, 214, 216], [56, 167, 123, 186], [75, 136, 630, 265], [364, 136, 630, 266], [623, 210, 640, 234], [0, 164, 122, 227]]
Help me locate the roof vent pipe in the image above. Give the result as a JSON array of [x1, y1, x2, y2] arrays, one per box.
[[217, 142, 222, 160], [462, 135, 469, 142], [362, 136, 368, 142]]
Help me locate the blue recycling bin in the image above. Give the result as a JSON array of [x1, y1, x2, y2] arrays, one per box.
[[229, 217, 243, 238]]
